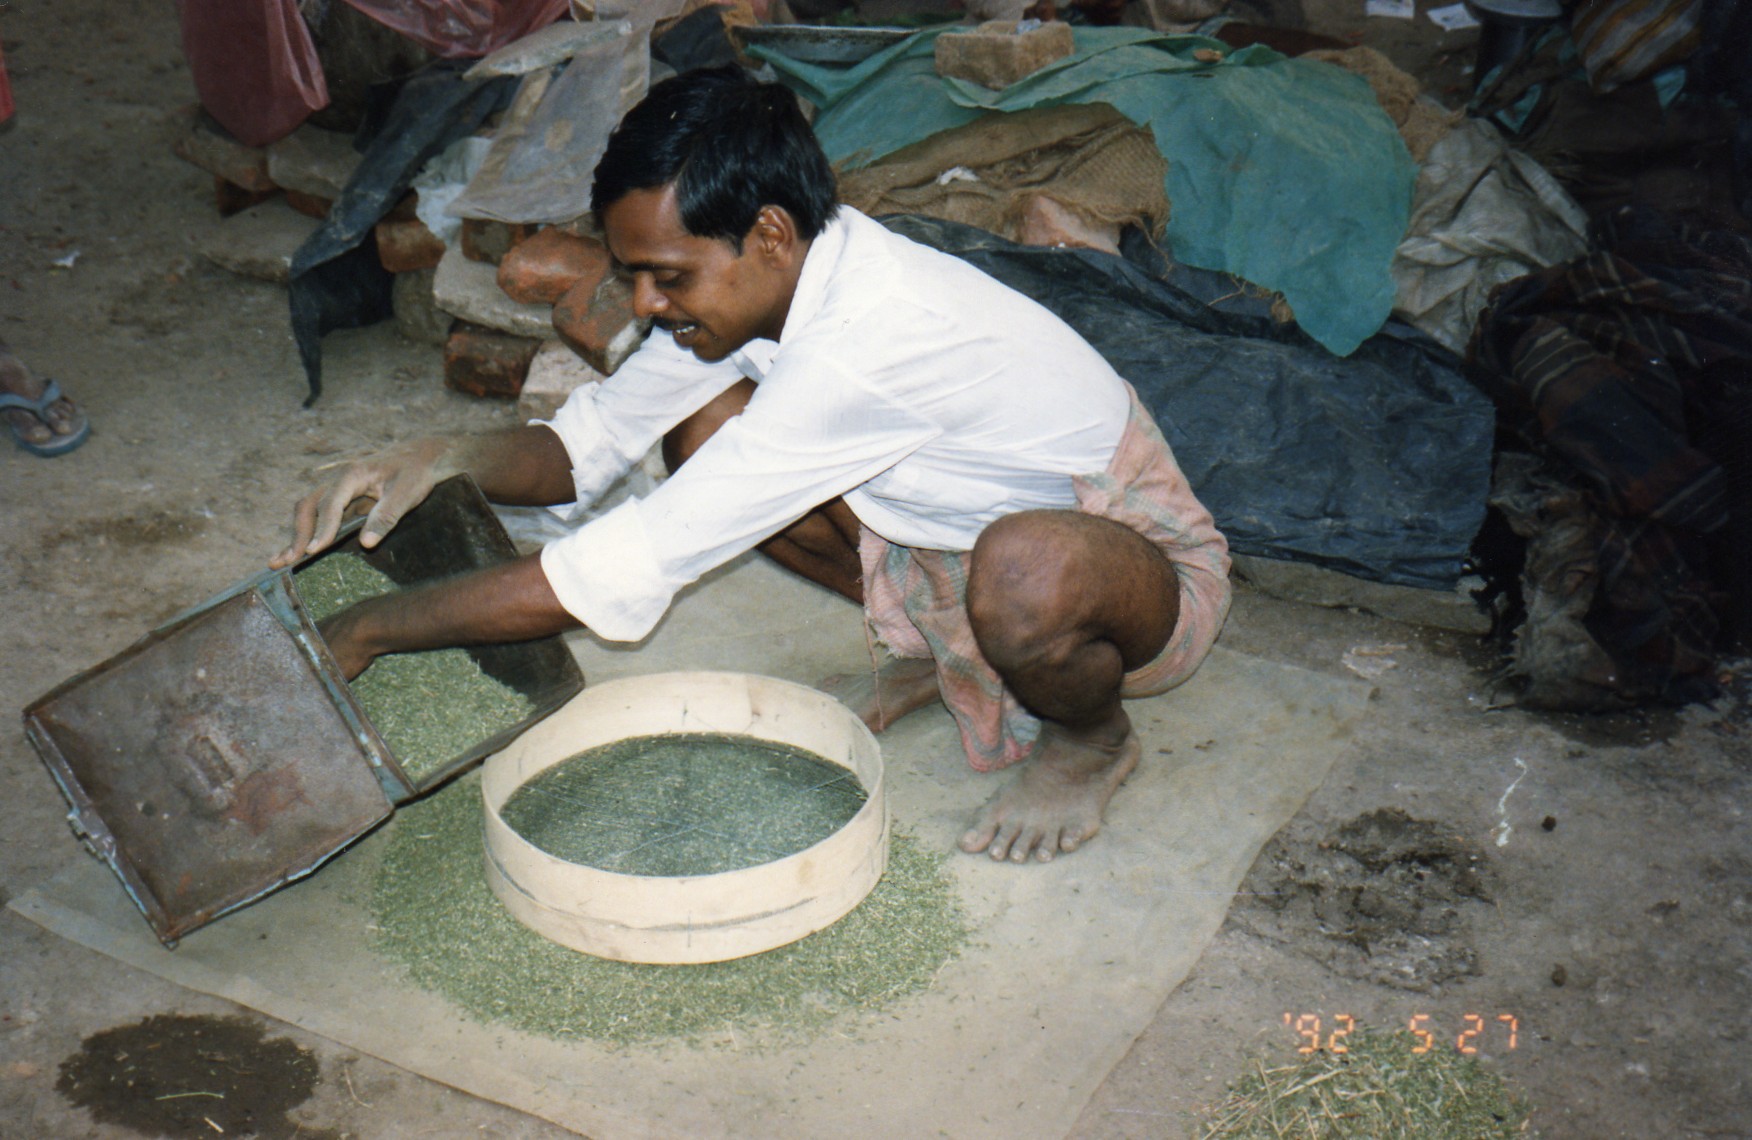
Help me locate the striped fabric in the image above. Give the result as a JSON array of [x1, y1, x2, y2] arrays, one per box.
[[1467, 206, 1752, 705], [859, 384, 1232, 772], [1571, 0, 1703, 92]]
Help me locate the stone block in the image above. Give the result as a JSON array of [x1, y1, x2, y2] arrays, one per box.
[[1230, 554, 1492, 635], [266, 124, 362, 200], [934, 20, 1074, 90], [518, 339, 604, 422], [552, 270, 647, 376], [444, 321, 542, 400], [432, 246, 555, 340], [497, 228, 612, 306], [195, 197, 321, 284], [172, 106, 275, 192], [460, 217, 538, 265], [376, 215, 447, 273], [392, 268, 455, 346]]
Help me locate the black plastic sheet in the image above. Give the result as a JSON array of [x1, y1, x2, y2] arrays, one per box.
[[883, 216, 1495, 590], [289, 60, 516, 405]]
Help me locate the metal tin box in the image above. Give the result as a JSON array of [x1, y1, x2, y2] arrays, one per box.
[[22, 476, 584, 945]]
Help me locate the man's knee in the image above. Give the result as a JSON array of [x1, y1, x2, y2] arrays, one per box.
[[662, 378, 756, 473], [968, 510, 1178, 672], [967, 511, 1089, 668]]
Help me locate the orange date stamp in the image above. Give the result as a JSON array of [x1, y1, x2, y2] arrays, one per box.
[[1281, 1012, 1522, 1055]]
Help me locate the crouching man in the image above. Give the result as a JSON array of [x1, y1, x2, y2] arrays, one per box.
[[271, 66, 1231, 864]]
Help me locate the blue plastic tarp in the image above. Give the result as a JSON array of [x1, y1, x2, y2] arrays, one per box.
[[755, 27, 1417, 357]]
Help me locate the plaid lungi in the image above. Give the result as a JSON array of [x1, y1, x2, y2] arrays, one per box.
[[859, 385, 1232, 772]]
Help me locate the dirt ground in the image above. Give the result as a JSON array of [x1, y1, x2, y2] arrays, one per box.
[[1, 1, 1748, 1137]]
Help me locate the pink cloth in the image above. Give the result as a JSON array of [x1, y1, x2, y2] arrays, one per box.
[[178, 0, 329, 146], [860, 385, 1231, 772], [1, 39, 15, 124]]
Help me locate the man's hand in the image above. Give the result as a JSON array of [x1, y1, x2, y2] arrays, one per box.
[[270, 439, 461, 569], [268, 426, 576, 571]]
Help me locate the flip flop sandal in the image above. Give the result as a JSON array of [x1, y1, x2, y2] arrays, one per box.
[[0, 378, 91, 457]]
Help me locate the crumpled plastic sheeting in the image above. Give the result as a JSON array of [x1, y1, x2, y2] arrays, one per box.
[[1391, 120, 1591, 356], [414, 136, 495, 245], [755, 27, 1416, 358], [180, 0, 329, 147], [289, 61, 516, 404], [884, 216, 1494, 590], [445, 20, 643, 225], [338, 0, 567, 59]]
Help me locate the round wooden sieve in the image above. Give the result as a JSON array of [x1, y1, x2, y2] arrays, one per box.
[[480, 671, 888, 964]]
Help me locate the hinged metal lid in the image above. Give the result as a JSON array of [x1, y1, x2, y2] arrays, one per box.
[[25, 589, 394, 945], [22, 475, 585, 946]]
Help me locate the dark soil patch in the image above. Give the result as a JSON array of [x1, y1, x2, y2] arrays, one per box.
[[1232, 808, 1494, 991], [56, 1013, 323, 1139], [41, 509, 212, 554]]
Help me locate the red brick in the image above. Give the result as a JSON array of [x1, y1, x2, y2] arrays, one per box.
[[460, 217, 537, 265], [552, 271, 645, 376], [375, 215, 447, 273], [443, 321, 542, 399], [383, 192, 420, 223], [497, 229, 611, 306], [213, 176, 277, 218], [284, 189, 333, 220]]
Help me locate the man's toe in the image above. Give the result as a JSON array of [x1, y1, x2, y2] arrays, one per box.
[[959, 821, 997, 854], [986, 821, 1024, 861], [6, 409, 49, 444], [46, 398, 81, 436]]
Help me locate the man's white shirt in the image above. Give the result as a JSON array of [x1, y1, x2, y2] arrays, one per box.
[[537, 206, 1132, 641]]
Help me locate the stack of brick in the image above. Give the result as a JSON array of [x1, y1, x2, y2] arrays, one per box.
[[172, 105, 648, 418], [425, 215, 648, 412]]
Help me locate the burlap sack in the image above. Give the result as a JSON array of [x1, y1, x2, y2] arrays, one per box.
[[836, 103, 1169, 247]]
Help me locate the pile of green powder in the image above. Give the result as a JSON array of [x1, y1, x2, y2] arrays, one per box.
[[369, 772, 969, 1047], [295, 554, 535, 784], [500, 732, 869, 876]]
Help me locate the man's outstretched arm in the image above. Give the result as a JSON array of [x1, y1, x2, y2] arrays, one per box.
[[317, 552, 580, 680], [271, 424, 575, 568]]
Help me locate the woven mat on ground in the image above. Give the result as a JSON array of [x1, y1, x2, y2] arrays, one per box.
[[11, 556, 1370, 1140]]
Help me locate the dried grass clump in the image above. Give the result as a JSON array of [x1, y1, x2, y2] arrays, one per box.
[[1196, 1031, 1533, 1139]]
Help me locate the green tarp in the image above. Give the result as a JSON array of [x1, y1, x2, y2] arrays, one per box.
[[753, 27, 1417, 357]]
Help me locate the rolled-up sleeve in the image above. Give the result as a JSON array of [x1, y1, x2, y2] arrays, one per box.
[[540, 355, 939, 641], [533, 331, 746, 515]]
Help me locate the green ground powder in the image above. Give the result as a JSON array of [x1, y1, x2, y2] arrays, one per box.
[[294, 554, 535, 785], [369, 772, 969, 1047], [500, 732, 868, 876]]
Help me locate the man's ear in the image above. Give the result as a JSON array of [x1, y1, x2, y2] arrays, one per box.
[[750, 205, 799, 263]]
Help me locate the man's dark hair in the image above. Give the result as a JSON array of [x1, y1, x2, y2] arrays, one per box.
[[591, 65, 838, 249]]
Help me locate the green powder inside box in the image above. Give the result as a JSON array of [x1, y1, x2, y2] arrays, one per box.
[[500, 732, 869, 877], [370, 772, 969, 1047], [295, 553, 535, 784]]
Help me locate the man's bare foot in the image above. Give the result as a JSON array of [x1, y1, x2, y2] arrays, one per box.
[[820, 656, 942, 732], [959, 724, 1140, 863]]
